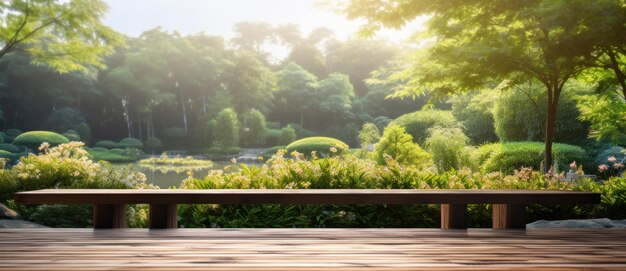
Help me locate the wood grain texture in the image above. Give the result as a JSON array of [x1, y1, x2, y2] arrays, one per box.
[[440, 204, 468, 229], [0, 228, 624, 270], [492, 204, 526, 229], [14, 189, 601, 205], [93, 204, 126, 229]]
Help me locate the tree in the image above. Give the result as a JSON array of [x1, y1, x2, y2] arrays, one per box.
[[0, 0, 124, 73], [374, 124, 430, 166], [358, 122, 380, 151], [272, 63, 319, 128], [341, 0, 625, 171], [212, 108, 239, 151], [240, 109, 267, 148]]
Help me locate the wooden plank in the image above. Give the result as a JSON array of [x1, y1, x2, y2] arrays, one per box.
[[440, 204, 467, 229], [492, 204, 526, 229], [93, 204, 126, 229], [150, 204, 177, 229], [14, 189, 601, 205], [0, 228, 624, 270]]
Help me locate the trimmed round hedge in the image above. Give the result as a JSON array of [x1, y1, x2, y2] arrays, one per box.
[[286, 137, 348, 157], [12, 131, 69, 151], [0, 143, 20, 153], [145, 137, 163, 150], [94, 140, 120, 149], [390, 110, 461, 145], [0, 150, 14, 161], [119, 137, 143, 149], [479, 142, 588, 174]]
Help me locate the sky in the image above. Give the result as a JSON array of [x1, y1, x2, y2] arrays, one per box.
[[101, 0, 421, 42]]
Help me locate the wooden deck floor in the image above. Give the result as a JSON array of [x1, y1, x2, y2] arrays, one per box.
[[1, 228, 625, 270]]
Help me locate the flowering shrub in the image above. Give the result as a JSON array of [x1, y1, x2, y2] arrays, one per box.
[[178, 150, 626, 228], [1, 142, 155, 227]]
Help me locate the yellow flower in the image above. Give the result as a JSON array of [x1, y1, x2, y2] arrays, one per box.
[[329, 147, 337, 153]]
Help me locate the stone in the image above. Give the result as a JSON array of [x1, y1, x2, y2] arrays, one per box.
[[528, 218, 626, 229], [0, 219, 47, 228], [0, 203, 19, 219]]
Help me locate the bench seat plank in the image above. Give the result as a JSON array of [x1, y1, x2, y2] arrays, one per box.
[[14, 189, 601, 205], [14, 189, 600, 230]]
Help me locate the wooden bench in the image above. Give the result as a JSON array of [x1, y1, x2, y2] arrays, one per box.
[[14, 189, 600, 230]]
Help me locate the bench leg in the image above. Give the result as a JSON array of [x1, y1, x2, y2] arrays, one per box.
[[440, 204, 467, 229], [93, 204, 127, 229], [150, 204, 177, 229], [492, 204, 526, 229]]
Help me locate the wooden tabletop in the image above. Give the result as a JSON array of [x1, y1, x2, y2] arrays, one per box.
[[1, 228, 624, 270], [14, 189, 601, 205]]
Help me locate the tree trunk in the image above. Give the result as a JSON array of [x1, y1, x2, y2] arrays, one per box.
[[543, 85, 561, 173], [607, 49, 626, 99]]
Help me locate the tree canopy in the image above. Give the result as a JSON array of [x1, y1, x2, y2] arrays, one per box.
[[340, 0, 626, 170], [0, 0, 124, 73]]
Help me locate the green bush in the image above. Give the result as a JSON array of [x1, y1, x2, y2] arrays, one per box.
[[481, 142, 588, 174], [6, 128, 22, 138], [75, 122, 92, 144], [0, 133, 3, 144], [493, 84, 589, 144], [278, 125, 297, 145], [595, 147, 625, 167], [63, 130, 81, 141], [145, 137, 163, 152], [286, 137, 348, 157], [94, 140, 120, 149], [265, 129, 281, 146], [12, 131, 69, 151], [391, 110, 461, 145], [2, 142, 154, 227], [88, 147, 139, 163], [0, 143, 20, 153], [449, 90, 498, 144], [178, 153, 626, 228], [374, 125, 431, 166], [0, 150, 14, 161], [261, 146, 287, 159], [118, 137, 143, 149], [425, 127, 472, 172]]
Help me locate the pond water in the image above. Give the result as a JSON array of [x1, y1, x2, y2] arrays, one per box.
[[112, 160, 261, 188]]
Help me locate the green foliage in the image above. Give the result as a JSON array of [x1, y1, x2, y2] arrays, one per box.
[[240, 109, 267, 148], [286, 137, 348, 157], [493, 83, 589, 144], [75, 123, 91, 144], [45, 107, 85, 133], [4, 129, 22, 142], [94, 140, 119, 149], [358, 122, 381, 148], [178, 153, 626, 227], [118, 137, 143, 149], [88, 147, 139, 163], [578, 91, 626, 146], [449, 90, 498, 144], [62, 130, 81, 141], [162, 127, 187, 139], [0, 150, 14, 162], [212, 108, 239, 151], [261, 146, 287, 159], [145, 137, 163, 152], [0, 143, 20, 153], [374, 125, 431, 167], [425, 127, 471, 172], [390, 109, 460, 145], [12, 131, 69, 151], [0, 0, 125, 73], [1, 142, 153, 227], [139, 153, 213, 174], [595, 147, 626, 167], [265, 128, 281, 147], [278, 125, 297, 146], [481, 142, 588, 174]]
